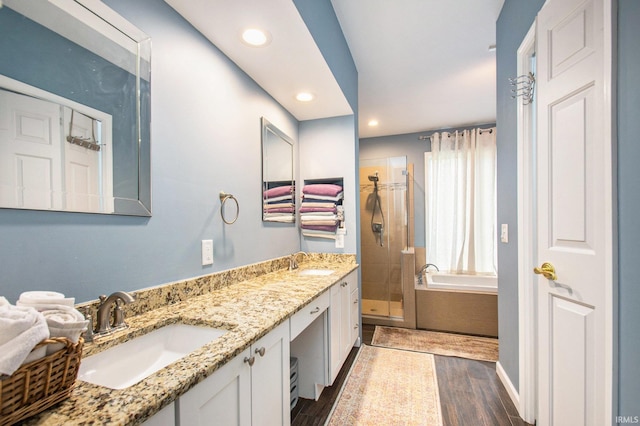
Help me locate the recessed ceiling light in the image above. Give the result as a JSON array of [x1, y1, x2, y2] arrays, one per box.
[[242, 28, 271, 47], [368, 119, 379, 127], [296, 92, 315, 102]]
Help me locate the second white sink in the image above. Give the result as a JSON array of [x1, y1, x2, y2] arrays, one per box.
[[78, 323, 228, 389]]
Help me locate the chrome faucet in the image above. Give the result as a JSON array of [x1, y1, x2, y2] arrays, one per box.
[[416, 263, 439, 285], [94, 291, 136, 336], [289, 251, 308, 270], [419, 263, 439, 273]]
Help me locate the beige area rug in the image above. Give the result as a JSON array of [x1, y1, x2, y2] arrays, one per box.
[[372, 326, 499, 362], [326, 345, 442, 426]]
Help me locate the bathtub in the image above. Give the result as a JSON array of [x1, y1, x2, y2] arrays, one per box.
[[414, 272, 498, 337], [421, 272, 497, 294]]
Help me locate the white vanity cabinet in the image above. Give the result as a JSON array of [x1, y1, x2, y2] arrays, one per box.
[[141, 402, 176, 426], [329, 270, 359, 384], [178, 321, 290, 426]]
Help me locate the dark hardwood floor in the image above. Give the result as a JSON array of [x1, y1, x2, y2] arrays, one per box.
[[291, 324, 531, 426]]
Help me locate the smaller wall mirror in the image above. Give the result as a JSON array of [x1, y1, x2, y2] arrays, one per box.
[[261, 117, 295, 223]]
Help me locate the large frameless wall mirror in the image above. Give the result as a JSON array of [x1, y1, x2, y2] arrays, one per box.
[[0, 0, 152, 216], [261, 117, 295, 223]]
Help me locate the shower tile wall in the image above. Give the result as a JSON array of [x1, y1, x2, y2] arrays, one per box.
[[359, 166, 406, 308]]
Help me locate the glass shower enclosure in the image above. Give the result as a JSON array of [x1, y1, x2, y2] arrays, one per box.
[[359, 156, 409, 319]]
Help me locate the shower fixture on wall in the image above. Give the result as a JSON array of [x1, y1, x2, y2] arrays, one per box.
[[369, 172, 385, 246]]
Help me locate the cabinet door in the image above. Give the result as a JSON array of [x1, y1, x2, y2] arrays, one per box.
[[251, 321, 290, 426], [350, 288, 360, 346], [329, 283, 342, 384], [141, 402, 175, 426], [339, 280, 352, 361], [178, 348, 251, 426]]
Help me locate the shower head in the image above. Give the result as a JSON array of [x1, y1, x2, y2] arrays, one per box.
[[368, 173, 379, 183]]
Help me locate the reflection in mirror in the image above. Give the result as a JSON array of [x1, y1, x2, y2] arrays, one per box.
[[0, 0, 151, 216], [261, 117, 295, 223]]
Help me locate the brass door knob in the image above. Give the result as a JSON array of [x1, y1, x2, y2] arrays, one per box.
[[534, 262, 557, 281]]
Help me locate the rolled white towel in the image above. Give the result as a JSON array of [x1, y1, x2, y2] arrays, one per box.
[[17, 291, 75, 311], [0, 305, 50, 376], [42, 306, 88, 354]]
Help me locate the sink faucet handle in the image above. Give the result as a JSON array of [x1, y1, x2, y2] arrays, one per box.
[[84, 314, 95, 343], [112, 299, 126, 328]]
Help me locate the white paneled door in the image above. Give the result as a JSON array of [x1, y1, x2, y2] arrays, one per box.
[[0, 89, 63, 210], [535, 0, 612, 424]]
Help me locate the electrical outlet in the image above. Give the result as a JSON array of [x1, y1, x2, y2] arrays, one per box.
[[201, 240, 214, 265]]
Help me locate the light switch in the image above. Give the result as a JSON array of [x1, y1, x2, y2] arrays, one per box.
[[202, 239, 214, 265], [501, 224, 509, 243]]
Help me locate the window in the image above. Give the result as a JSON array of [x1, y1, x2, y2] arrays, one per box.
[[424, 128, 497, 275]]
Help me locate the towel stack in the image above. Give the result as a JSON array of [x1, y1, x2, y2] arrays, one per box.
[[300, 183, 344, 239], [263, 184, 295, 223], [0, 292, 88, 376]]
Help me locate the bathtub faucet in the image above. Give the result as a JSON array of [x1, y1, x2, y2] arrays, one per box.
[[416, 263, 439, 285], [419, 263, 439, 273]]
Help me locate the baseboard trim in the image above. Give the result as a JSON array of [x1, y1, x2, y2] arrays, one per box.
[[496, 361, 520, 413]]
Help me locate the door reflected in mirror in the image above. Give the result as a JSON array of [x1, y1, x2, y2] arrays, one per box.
[[261, 117, 295, 223], [0, 0, 151, 216]]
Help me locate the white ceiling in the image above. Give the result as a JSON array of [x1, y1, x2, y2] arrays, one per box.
[[332, 0, 505, 138], [164, 0, 353, 122], [165, 0, 504, 139]]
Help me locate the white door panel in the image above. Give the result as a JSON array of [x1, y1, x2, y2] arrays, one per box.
[[0, 89, 63, 209], [63, 107, 101, 212], [536, 0, 611, 424]]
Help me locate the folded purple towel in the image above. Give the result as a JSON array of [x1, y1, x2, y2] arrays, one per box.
[[300, 224, 338, 232], [264, 185, 293, 198], [264, 207, 294, 214], [299, 206, 337, 214], [302, 184, 343, 197]]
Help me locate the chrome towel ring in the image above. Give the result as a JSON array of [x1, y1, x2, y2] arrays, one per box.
[[219, 191, 239, 224]]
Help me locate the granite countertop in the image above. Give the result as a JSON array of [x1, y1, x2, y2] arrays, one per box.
[[26, 258, 358, 425]]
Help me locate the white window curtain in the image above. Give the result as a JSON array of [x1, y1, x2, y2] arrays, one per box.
[[424, 127, 497, 275]]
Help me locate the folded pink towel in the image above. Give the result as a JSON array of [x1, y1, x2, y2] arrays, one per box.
[[302, 184, 343, 197], [300, 224, 338, 232], [264, 185, 293, 199], [299, 206, 337, 214]]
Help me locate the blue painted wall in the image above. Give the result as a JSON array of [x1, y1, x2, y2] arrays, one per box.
[[299, 115, 358, 254], [617, 0, 640, 417], [294, 0, 360, 260], [0, 0, 301, 303], [495, 0, 545, 392]]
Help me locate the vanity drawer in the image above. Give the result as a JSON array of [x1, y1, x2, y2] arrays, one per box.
[[290, 290, 330, 341]]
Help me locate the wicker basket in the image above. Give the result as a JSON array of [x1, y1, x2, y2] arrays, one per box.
[[0, 337, 83, 426]]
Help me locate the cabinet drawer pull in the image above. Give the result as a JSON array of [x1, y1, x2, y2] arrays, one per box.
[[244, 356, 255, 366], [341, 282, 348, 287], [353, 298, 358, 304], [354, 324, 359, 329], [309, 307, 320, 314], [255, 347, 266, 357]]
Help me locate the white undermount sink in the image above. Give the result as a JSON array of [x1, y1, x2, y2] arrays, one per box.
[[78, 323, 228, 389], [297, 269, 335, 276]]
